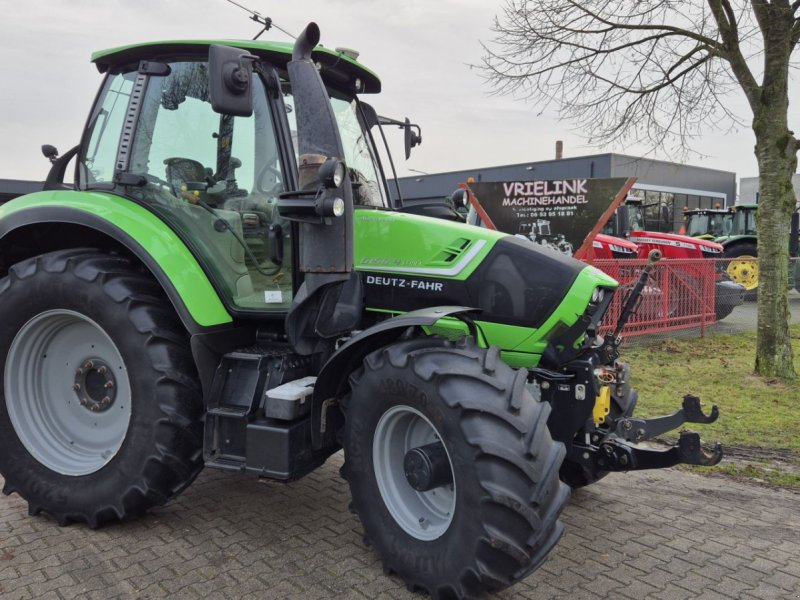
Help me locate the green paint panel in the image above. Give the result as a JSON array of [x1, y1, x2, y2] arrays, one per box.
[[354, 209, 504, 281], [394, 265, 617, 367], [512, 265, 617, 355], [91, 39, 380, 93], [499, 351, 541, 369], [0, 191, 232, 327]]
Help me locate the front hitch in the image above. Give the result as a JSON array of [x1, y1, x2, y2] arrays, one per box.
[[614, 394, 719, 443], [593, 432, 723, 471], [570, 393, 723, 472]]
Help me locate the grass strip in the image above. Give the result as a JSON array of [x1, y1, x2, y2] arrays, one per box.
[[622, 325, 800, 487]]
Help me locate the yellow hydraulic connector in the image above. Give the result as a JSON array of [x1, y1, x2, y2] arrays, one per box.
[[593, 386, 611, 425]]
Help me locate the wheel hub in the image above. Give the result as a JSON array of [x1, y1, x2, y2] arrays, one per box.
[[73, 358, 117, 413], [372, 405, 456, 541], [5, 309, 132, 476], [404, 442, 453, 492], [726, 257, 758, 291]]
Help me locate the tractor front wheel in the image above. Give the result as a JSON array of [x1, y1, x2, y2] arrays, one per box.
[[342, 337, 568, 598], [724, 242, 758, 297], [0, 249, 204, 527]]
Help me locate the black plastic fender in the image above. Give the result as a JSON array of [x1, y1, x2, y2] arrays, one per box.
[[310, 305, 478, 448]]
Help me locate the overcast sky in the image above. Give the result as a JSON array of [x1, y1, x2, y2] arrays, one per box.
[[0, 0, 789, 189]]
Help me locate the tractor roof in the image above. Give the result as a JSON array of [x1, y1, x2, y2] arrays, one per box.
[[682, 208, 730, 215], [92, 39, 381, 94]]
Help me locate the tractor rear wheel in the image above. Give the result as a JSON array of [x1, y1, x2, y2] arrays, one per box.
[[341, 337, 568, 598], [0, 249, 203, 527]]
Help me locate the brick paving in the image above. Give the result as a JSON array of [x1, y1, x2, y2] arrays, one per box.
[[1, 454, 799, 599]]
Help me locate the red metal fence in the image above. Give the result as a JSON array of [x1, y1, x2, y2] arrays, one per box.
[[590, 258, 718, 338], [587, 257, 800, 339]]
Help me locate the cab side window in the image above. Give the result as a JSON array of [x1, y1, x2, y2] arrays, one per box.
[[79, 72, 137, 187], [123, 61, 292, 311]]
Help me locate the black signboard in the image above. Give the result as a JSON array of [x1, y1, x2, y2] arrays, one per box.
[[467, 177, 635, 258]]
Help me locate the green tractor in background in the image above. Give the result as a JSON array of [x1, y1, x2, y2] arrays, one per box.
[[713, 204, 800, 294], [0, 24, 722, 598]]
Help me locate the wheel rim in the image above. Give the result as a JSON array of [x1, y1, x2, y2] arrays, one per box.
[[726, 257, 758, 290], [5, 309, 132, 476], [373, 405, 456, 541]]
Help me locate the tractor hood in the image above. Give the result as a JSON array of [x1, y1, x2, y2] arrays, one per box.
[[354, 209, 618, 361], [629, 230, 723, 257], [594, 233, 638, 254]]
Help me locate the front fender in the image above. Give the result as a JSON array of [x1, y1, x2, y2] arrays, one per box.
[[0, 191, 232, 332], [310, 305, 478, 448]]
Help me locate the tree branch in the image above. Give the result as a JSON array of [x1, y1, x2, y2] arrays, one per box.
[[705, 0, 760, 109], [563, 0, 723, 50]]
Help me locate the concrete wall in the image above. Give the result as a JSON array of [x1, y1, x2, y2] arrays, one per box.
[[0, 179, 43, 203], [739, 174, 800, 205], [609, 154, 736, 207]]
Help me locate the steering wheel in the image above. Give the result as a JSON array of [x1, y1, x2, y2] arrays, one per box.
[[256, 161, 284, 195]]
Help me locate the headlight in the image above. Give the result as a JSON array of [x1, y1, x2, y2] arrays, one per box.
[[318, 158, 346, 188], [609, 243, 635, 254]]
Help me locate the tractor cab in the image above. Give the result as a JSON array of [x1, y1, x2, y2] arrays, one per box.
[[83, 37, 386, 319], [727, 204, 758, 238], [682, 207, 732, 240]]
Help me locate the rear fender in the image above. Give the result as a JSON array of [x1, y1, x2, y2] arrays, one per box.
[[310, 306, 478, 448], [0, 191, 232, 333], [720, 235, 757, 252]]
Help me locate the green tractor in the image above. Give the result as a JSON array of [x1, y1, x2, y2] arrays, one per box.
[[716, 203, 800, 294], [719, 204, 759, 293], [0, 25, 722, 598]]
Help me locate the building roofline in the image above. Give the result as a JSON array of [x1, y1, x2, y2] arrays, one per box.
[[397, 151, 736, 182]]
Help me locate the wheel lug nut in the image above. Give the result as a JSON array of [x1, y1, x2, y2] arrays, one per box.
[[97, 366, 107, 375], [104, 381, 114, 389], [84, 361, 94, 370], [101, 397, 110, 405], [90, 405, 99, 412], [80, 398, 87, 406], [72, 384, 81, 392], [75, 368, 83, 376]]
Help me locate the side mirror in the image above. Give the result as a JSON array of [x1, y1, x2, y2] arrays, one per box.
[[42, 144, 59, 164], [615, 205, 629, 237], [209, 45, 256, 117], [404, 118, 422, 159]]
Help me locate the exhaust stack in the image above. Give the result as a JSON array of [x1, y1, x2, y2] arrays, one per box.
[[293, 22, 320, 60]]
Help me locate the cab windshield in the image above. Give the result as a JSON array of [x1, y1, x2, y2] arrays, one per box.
[[731, 208, 757, 235], [686, 213, 731, 237]]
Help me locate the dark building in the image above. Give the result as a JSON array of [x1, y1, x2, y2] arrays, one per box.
[[393, 152, 736, 233], [0, 179, 43, 203]]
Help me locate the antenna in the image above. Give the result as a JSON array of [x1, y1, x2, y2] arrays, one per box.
[[224, 0, 296, 40]]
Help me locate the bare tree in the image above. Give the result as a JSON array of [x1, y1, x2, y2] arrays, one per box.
[[483, 0, 798, 379]]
